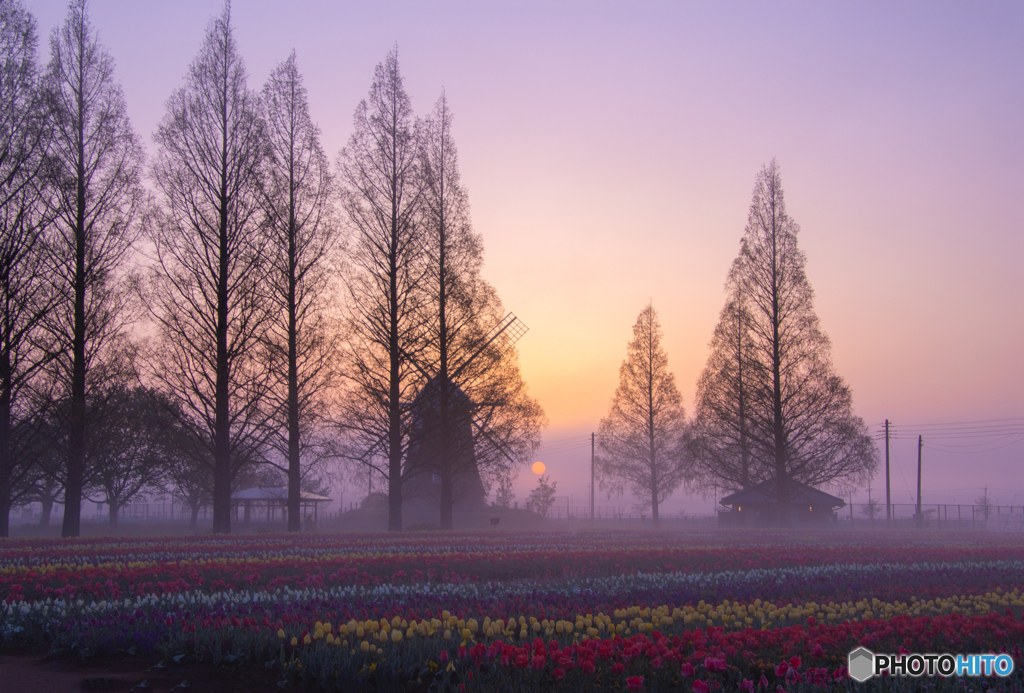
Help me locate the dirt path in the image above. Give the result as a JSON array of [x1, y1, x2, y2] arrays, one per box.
[[0, 653, 285, 693]]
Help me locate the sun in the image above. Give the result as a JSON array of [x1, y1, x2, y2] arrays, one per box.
[[531, 461, 546, 475]]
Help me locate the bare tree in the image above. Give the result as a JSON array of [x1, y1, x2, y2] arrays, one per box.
[[157, 399, 213, 529], [412, 91, 543, 529], [14, 387, 65, 526], [528, 474, 556, 517], [859, 498, 880, 522], [84, 386, 171, 524], [723, 160, 876, 521], [259, 51, 339, 532], [336, 48, 426, 532], [148, 4, 272, 534], [494, 471, 515, 508], [597, 303, 690, 527], [689, 293, 765, 493], [43, 0, 144, 537], [0, 0, 53, 537], [975, 488, 992, 522]]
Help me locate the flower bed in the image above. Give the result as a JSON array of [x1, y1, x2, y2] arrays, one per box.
[[1, 531, 1022, 691]]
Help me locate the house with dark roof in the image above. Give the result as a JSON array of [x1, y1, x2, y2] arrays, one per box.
[[718, 478, 845, 526]]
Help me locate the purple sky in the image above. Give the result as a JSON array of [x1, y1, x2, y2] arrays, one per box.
[[25, 1, 1024, 512]]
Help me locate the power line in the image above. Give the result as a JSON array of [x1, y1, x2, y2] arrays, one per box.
[[895, 416, 1024, 428], [923, 437, 1024, 454], [875, 418, 1024, 454]]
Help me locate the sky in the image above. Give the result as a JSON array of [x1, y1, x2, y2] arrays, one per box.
[[24, 1, 1024, 514]]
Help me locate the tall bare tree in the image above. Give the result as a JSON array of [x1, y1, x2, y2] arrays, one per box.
[[690, 293, 764, 493], [413, 92, 542, 528], [43, 0, 144, 537], [0, 0, 52, 537], [260, 51, 338, 532], [722, 160, 876, 520], [336, 48, 426, 532], [598, 303, 690, 527], [148, 4, 271, 534]]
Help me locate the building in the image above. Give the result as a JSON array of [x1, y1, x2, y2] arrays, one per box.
[[403, 375, 488, 509], [231, 486, 332, 527], [718, 478, 845, 526]]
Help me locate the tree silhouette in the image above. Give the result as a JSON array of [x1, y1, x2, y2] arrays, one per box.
[[697, 160, 876, 521], [148, 4, 272, 534], [597, 303, 690, 527], [412, 91, 543, 528], [43, 0, 144, 537], [84, 386, 172, 524], [690, 293, 763, 493], [336, 48, 426, 532], [259, 51, 339, 532], [0, 0, 53, 537], [528, 474, 556, 517]]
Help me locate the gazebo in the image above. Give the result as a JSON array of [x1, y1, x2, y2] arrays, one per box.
[[718, 478, 845, 526], [231, 486, 332, 527]]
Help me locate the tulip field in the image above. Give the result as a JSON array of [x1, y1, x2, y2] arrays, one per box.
[[1, 530, 1023, 691]]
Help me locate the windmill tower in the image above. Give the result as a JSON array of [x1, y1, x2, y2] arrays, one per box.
[[404, 313, 528, 511]]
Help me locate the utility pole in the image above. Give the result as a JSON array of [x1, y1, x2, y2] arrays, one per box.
[[590, 432, 595, 521], [885, 419, 891, 527], [916, 435, 923, 529]]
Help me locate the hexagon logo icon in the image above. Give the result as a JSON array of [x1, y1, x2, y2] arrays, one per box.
[[848, 647, 875, 682]]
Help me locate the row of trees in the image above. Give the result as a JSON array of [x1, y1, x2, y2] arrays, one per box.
[[0, 1, 543, 536], [597, 161, 878, 526]]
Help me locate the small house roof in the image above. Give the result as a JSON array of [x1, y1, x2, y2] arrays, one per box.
[[232, 486, 332, 502], [720, 478, 845, 508]]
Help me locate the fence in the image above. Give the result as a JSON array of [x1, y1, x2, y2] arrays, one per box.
[[841, 502, 1024, 530]]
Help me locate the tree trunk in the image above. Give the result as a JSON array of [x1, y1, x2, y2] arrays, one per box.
[[651, 487, 660, 529], [0, 352, 11, 538], [769, 209, 790, 527], [108, 501, 119, 525], [387, 241, 403, 532], [212, 142, 232, 534], [190, 502, 200, 529], [0, 488, 10, 539], [287, 219, 301, 532], [39, 498, 53, 526], [63, 129, 89, 539]]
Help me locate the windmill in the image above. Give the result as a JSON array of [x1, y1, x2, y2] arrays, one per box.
[[403, 312, 528, 511]]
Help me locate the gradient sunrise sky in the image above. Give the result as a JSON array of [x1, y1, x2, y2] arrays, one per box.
[[25, 1, 1023, 513]]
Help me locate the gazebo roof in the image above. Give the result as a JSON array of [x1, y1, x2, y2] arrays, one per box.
[[720, 478, 845, 508], [232, 486, 332, 502]]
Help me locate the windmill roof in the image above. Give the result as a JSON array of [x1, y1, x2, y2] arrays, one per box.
[[720, 478, 845, 508], [411, 374, 473, 409]]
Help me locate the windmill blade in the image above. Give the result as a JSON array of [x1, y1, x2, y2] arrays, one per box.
[[449, 313, 528, 382], [468, 414, 519, 466]]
